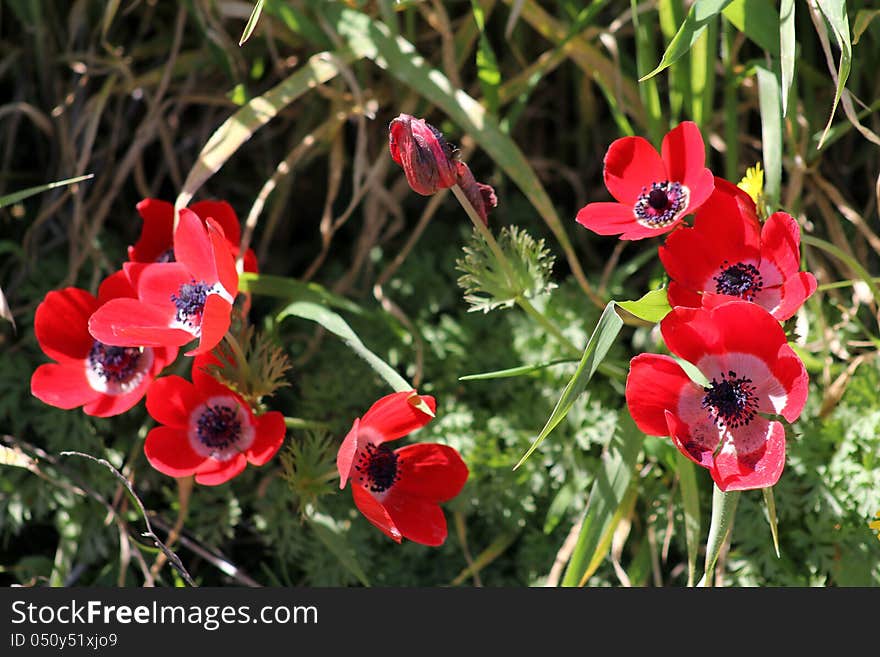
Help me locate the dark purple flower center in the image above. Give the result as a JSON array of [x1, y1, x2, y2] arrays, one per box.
[[87, 341, 144, 384], [155, 248, 176, 263], [714, 261, 763, 301], [702, 370, 758, 428], [171, 280, 211, 328], [355, 443, 401, 493], [634, 181, 689, 228], [196, 404, 242, 450]]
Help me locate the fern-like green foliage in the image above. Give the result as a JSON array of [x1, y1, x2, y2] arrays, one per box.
[[456, 225, 556, 313]]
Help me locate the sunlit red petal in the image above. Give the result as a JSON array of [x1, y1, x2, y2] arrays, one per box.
[[680, 167, 714, 215], [772, 272, 817, 321], [130, 198, 174, 262], [381, 488, 448, 546], [133, 262, 191, 307], [359, 391, 437, 443], [206, 218, 238, 296], [761, 211, 804, 277], [576, 202, 638, 236], [144, 426, 205, 478], [191, 200, 241, 245], [337, 418, 360, 488], [711, 417, 786, 491], [31, 362, 99, 410], [626, 354, 700, 437], [146, 375, 199, 428], [35, 288, 97, 362], [97, 270, 137, 304], [666, 281, 703, 309], [661, 121, 706, 188], [194, 453, 247, 485], [603, 136, 666, 204], [665, 410, 719, 471], [174, 208, 217, 283], [247, 411, 286, 466], [88, 298, 189, 348], [393, 443, 468, 503], [185, 293, 232, 357], [352, 485, 402, 543]]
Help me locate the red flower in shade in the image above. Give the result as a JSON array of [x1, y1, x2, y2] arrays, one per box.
[[336, 391, 469, 546], [31, 272, 177, 417], [88, 208, 238, 357], [143, 352, 285, 485], [389, 113, 497, 224], [659, 178, 817, 320], [625, 300, 808, 491], [576, 121, 714, 240], [129, 198, 258, 273]]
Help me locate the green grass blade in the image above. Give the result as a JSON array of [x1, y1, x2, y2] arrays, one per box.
[[721, 0, 780, 55], [239, 272, 364, 315], [0, 174, 93, 209], [459, 358, 576, 381], [698, 485, 740, 587], [631, 0, 664, 145], [238, 0, 265, 46], [756, 64, 782, 206], [675, 451, 701, 587], [814, 0, 852, 148], [762, 486, 781, 558], [175, 50, 356, 210], [560, 414, 642, 586], [853, 9, 880, 44], [779, 0, 796, 117], [617, 288, 671, 323], [514, 302, 623, 470], [641, 0, 733, 81], [470, 0, 501, 116]]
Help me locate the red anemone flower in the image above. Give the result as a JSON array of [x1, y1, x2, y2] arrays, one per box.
[[129, 198, 258, 273], [336, 391, 469, 546], [625, 299, 808, 491], [143, 352, 285, 485], [659, 178, 817, 320], [31, 272, 177, 417], [88, 208, 238, 357], [576, 121, 714, 240], [389, 113, 496, 224]]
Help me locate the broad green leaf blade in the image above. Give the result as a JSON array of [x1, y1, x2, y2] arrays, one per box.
[[320, 4, 599, 304], [853, 9, 880, 44], [641, 0, 733, 81], [756, 64, 782, 205], [676, 451, 701, 587], [560, 414, 642, 586], [698, 485, 740, 587], [0, 174, 93, 209], [514, 302, 623, 470], [238, 0, 265, 46], [543, 481, 576, 534], [239, 272, 364, 315], [459, 358, 575, 381], [762, 486, 781, 558], [306, 512, 370, 587], [175, 50, 356, 211], [277, 301, 429, 412], [779, 0, 796, 116], [617, 288, 671, 323], [814, 0, 852, 148], [721, 0, 780, 55]]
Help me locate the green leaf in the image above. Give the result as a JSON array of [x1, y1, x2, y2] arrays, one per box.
[[853, 9, 880, 45], [470, 0, 501, 116], [762, 486, 781, 558], [514, 302, 624, 470], [238, 0, 264, 46], [616, 288, 672, 323], [814, 0, 852, 148], [560, 414, 642, 586], [0, 174, 93, 209], [239, 272, 364, 315], [698, 485, 740, 587], [640, 0, 732, 81], [175, 50, 355, 210], [779, 0, 796, 116], [306, 512, 370, 587], [721, 0, 780, 56], [277, 301, 429, 414], [459, 358, 575, 381], [755, 64, 782, 204], [676, 451, 701, 587]]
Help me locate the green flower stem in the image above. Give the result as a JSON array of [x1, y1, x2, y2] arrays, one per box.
[[284, 417, 331, 431], [451, 183, 580, 358], [697, 484, 740, 587]]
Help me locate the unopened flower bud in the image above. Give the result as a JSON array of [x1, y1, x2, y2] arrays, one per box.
[[388, 114, 458, 195]]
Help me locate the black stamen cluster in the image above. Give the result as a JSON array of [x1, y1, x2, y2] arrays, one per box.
[[702, 370, 758, 428], [170, 280, 211, 326], [354, 443, 401, 493], [196, 404, 242, 449], [714, 261, 763, 300], [88, 341, 142, 383], [633, 181, 688, 228]]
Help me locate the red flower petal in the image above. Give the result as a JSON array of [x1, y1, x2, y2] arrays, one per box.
[[185, 293, 232, 357], [96, 270, 137, 304], [206, 218, 238, 297], [31, 362, 99, 410], [351, 485, 402, 543], [146, 375, 199, 428], [393, 443, 468, 503], [247, 411, 286, 466], [380, 488, 448, 546], [681, 167, 715, 215], [625, 354, 700, 437], [130, 199, 174, 262], [194, 453, 247, 486], [359, 391, 437, 443], [144, 426, 205, 478], [337, 418, 360, 489], [768, 343, 809, 423], [190, 351, 238, 399], [760, 211, 804, 277], [661, 122, 708, 193], [772, 272, 817, 321], [83, 379, 152, 418], [666, 281, 703, 309], [603, 136, 666, 205], [88, 298, 190, 348], [191, 200, 241, 245], [576, 202, 637, 235], [174, 208, 217, 284], [133, 262, 191, 307], [665, 410, 719, 471], [388, 114, 458, 195], [711, 416, 786, 491], [35, 288, 97, 362]]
